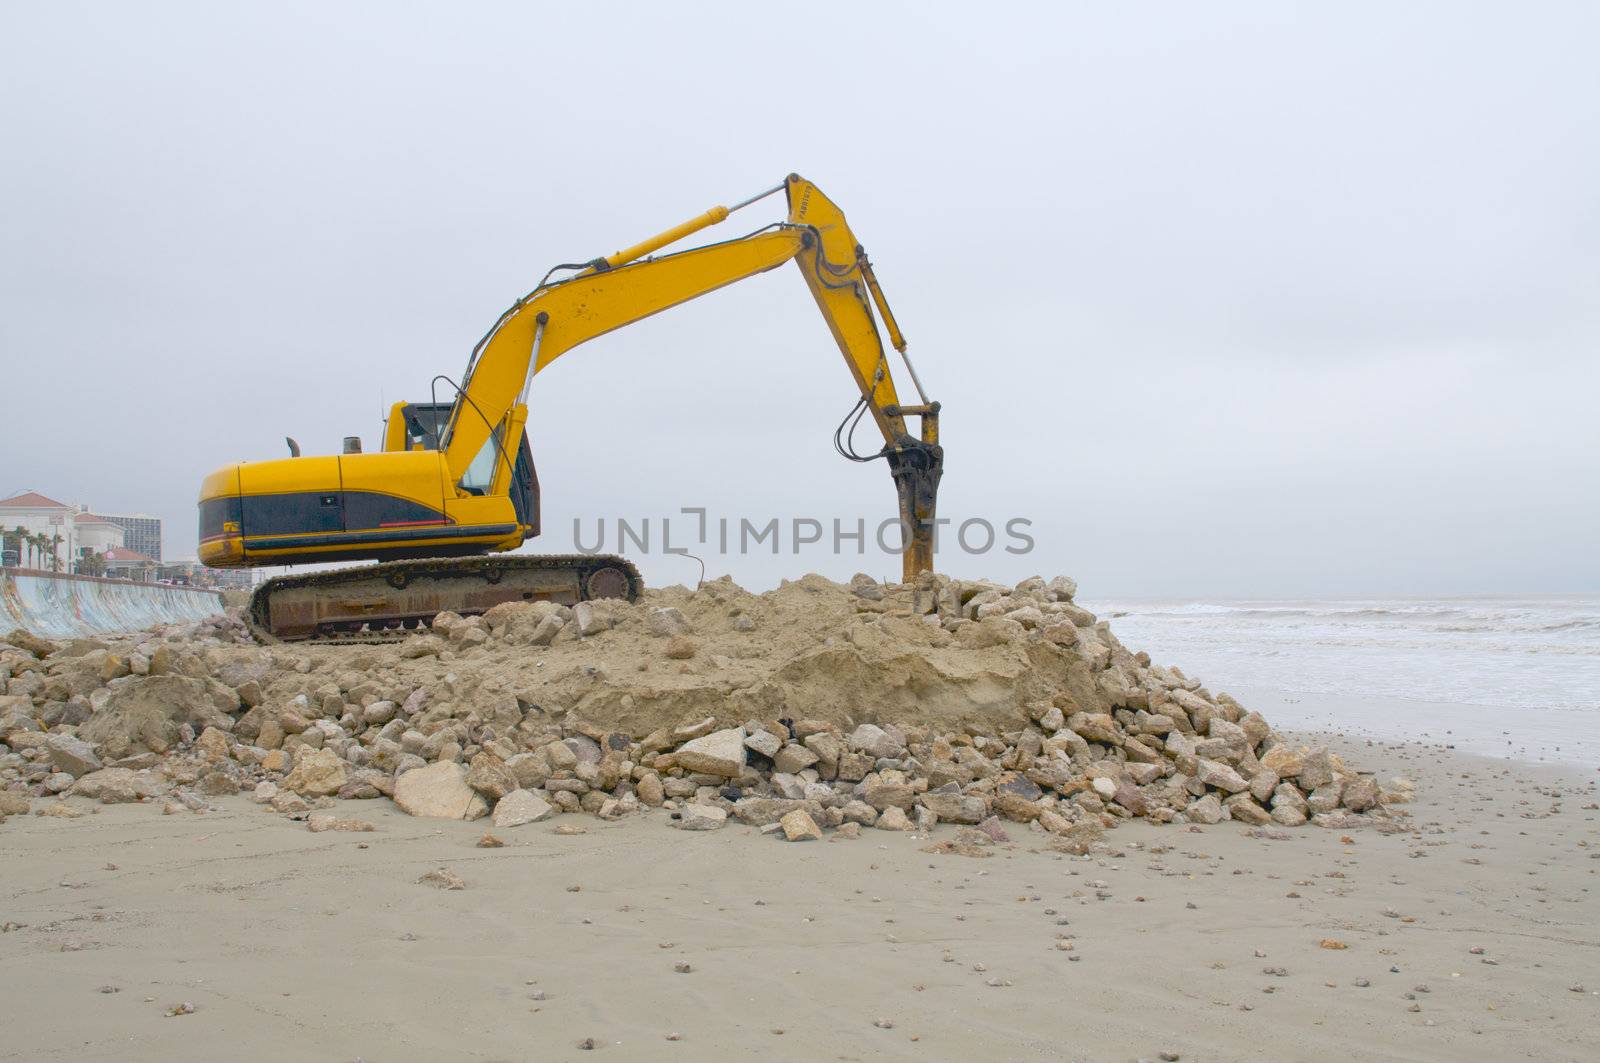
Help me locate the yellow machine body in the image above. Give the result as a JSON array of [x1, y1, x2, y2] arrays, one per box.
[[197, 448, 525, 569]]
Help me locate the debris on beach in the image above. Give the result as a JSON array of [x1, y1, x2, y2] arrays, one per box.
[[0, 573, 1411, 841]]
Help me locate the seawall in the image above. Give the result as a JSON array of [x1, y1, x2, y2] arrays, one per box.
[[0, 568, 224, 639]]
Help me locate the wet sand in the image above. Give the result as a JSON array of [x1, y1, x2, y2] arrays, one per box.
[[3, 731, 1596, 1062], [1236, 687, 1600, 767]]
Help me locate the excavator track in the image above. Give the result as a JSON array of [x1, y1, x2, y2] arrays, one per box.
[[247, 554, 642, 643]]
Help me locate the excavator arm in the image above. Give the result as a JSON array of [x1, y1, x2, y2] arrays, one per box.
[[442, 174, 943, 579]]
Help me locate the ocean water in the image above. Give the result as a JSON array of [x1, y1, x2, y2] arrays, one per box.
[[1082, 595, 1600, 766]]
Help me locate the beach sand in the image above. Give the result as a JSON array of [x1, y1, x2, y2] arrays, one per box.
[[3, 727, 1595, 1062]]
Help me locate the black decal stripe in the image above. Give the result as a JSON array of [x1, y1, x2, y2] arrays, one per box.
[[227, 490, 452, 538], [344, 491, 449, 531], [241, 491, 343, 535]]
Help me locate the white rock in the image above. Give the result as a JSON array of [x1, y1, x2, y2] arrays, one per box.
[[394, 762, 489, 820], [674, 728, 745, 778], [875, 806, 914, 831], [769, 772, 807, 800], [528, 614, 564, 646], [780, 808, 822, 841], [1270, 803, 1308, 827], [847, 723, 905, 760], [363, 701, 397, 725], [492, 789, 555, 827], [283, 747, 348, 797], [44, 734, 102, 777], [572, 602, 609, 638], [743, 730, 783, 759], [1186, 793, 1224, 824], [675, 803, 728, 831], [647, 607, 691, 636], [1194, 758, 1248, 794]]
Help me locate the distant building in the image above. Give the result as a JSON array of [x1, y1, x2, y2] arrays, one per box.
[[157, 559, 256, 590], [204, 566, 258, 591], [73, 513, 128, 554], [102, 513, 162, 562], [102, 547, 158, 580], [0, 492, 162, 573], [0, 491, 84, 571]]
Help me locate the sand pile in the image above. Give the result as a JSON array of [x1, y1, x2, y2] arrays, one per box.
[[0, 572, 1412, 840]]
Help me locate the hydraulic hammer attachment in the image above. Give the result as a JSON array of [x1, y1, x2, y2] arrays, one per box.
[[885, 402, 943, 582]]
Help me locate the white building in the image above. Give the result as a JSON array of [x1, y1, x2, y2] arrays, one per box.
[[74, 512, 127, 553], [0, 491, 127, 572], [102, 546, 158, 579]]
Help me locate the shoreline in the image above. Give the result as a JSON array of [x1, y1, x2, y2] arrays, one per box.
[[1084, 590, 1600, 772], [4, 728, 1596, 1062], [1238, 687, 1599, 769]]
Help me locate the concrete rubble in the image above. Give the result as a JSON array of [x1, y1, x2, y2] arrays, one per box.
[[0, 573, 1411, 841]]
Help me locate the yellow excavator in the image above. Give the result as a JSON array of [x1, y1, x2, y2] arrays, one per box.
[[199, 174, 942, 640]]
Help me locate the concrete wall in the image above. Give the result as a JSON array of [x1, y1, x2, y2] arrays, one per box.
[[0, 568, 223, 640]]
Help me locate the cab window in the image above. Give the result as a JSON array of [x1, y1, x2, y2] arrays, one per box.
[[459, 430, 506, 495]]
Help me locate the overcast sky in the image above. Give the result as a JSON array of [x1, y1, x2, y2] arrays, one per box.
[[2, 2, 1596, 597]]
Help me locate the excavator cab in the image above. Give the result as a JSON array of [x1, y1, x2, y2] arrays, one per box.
[[382, 400, 539, 533], [391, 402, 451, 452]]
